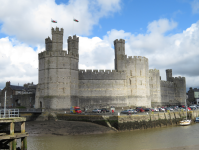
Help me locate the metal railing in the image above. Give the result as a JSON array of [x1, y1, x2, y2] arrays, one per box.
[[0, 109, 19, 118]]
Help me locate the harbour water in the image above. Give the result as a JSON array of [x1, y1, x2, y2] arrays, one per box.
[[26, 123, 199, 150]]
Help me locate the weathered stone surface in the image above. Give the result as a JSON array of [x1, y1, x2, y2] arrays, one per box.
[[35, 27, 186, 110]]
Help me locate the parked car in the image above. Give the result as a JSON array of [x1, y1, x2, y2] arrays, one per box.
[[150, 108, 155, 112], [131, 109, 137, 114], [153, 108, 159, 112], [144, 108, 151, 112], [92, 109, 101, 113], [189, 106, 197, 110], [159, 108, 165, 112], [70, 106, 82, 114], [121, 109, 137, 114], [136, 107, 145, 112], [101, 108, 109, 113], [179, 107, 186, 111], [165, 107, 173, 111]]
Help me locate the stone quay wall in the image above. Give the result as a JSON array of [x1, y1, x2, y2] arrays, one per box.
[[56, 110, 199, 131], [18, 110, 199, 131]]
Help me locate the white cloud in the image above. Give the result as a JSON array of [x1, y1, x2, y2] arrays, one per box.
[[0, 37, 40, 88], [79, 36, 114, 70], [0, 0, 121, 47]]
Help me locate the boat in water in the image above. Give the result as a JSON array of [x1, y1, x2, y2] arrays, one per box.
[[179, 99, 191, 126], [195, 117, 199, 123]]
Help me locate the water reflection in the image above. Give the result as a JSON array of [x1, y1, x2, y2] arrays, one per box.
[[27, 124, 199, 150]]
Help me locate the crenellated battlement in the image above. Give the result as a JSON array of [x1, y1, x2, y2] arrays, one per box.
[[79, 69, 126, 80], [38, 50, 79, 59], [51, 27, 64, 35], [114, 39, 125, 45], [170, 76, 185, 81], [45, 36, 52, 44], [160, 80, 174, 87], [68, 35, 79, 41], [149, 69, 159, 73], [126, 56, 148, 62]]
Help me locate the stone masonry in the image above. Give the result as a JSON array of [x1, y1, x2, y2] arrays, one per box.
[[35, 27, 186, 110]]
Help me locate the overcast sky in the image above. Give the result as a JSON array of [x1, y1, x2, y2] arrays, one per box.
[[0, 0, 199, 91]]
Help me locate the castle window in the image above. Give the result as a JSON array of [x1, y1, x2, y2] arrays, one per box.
[[140, 70, 142, 76], [140, 80, 142, 85], [119, 47, 120, 51]]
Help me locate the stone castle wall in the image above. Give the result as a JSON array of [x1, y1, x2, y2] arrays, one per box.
[[149, 69, 161, 106], [35, 27, 186, 110], [124, 56, 151, 107], [78, 69, 127, 108]]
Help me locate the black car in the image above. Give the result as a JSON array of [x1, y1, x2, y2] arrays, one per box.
[[101, 108, 109, 113], [144, 108, 151, 112]]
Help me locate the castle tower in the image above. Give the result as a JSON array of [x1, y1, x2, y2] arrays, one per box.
[[35, 27, 79, 110], [45, 27, 63, 51], [166, 69, 172, 81], [67, 35, 79, 56], [114, 39, 126, 71]]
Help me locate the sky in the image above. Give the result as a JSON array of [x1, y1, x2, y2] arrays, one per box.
[[0, 0, 199, 91]]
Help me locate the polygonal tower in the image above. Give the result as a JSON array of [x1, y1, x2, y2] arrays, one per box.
[[35, 27, 79, 110], [114, 39, 126, 71]]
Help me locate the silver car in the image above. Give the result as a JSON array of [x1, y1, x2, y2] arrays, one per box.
[[121, 109, 137, 114], [92, 109, 101, 113]]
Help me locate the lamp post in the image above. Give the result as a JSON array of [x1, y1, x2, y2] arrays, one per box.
[[4, 91, 7, 118]]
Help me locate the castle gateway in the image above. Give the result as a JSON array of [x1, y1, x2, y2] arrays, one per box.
[[35, 27, 186, 110]]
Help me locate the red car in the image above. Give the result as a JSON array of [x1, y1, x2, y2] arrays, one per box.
[[150, 108, 154, 112], [136, 107, 145, 112]]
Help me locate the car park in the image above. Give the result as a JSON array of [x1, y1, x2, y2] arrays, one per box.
[[92, 109, 101, 113]]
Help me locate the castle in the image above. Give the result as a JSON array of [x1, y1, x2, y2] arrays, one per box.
[[35, 27, 186, 110]]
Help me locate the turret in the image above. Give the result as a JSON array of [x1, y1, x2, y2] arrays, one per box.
[[114, 39, 125, 71], [45, 36, 52, 51], [166, 69, 172, 81], [51, 27, 64, 51], [67, 35, 79, 55]]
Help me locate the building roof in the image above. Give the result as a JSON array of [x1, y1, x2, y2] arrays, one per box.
[[10, 85, 27, 91]]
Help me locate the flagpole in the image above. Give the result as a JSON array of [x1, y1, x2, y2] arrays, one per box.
[[73, 17, 74, 35]]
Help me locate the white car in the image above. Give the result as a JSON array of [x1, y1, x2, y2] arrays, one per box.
[[153, 108, 159, 112], [92, 109, 101, 113]]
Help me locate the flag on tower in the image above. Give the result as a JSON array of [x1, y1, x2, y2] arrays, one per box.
[[51, 19, 57, 23], [74, 19, 79, 22]]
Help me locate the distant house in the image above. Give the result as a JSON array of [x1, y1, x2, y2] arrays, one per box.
[[187, 87, 199, 104], [0, 81, 36, 108]]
